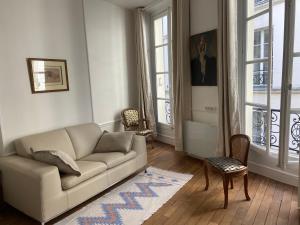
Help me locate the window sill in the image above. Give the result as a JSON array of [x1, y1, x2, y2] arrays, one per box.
[[157, 122, 174, 129]]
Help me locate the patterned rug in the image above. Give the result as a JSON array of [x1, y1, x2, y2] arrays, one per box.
[[55, 167, 193, 225]]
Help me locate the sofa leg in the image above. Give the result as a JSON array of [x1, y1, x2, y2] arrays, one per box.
[[144, 166, 148, 174]]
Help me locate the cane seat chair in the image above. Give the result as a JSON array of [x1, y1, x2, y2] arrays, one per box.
[[121, 108, 154, 148], [204, 134, 251, 209]]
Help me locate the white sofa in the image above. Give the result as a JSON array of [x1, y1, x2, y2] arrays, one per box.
[[0, 123, 147, 224]]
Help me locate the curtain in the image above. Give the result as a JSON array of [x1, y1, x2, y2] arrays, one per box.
[[217, 0, 241, 156], [172, 0, 192, 151], [135, 8, 157, 134]]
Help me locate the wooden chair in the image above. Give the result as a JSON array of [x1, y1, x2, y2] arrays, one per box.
[[204, 134, 251, 209], [121, 108, 154, 148]]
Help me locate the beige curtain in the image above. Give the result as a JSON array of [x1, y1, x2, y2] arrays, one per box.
[[217, 0, 241, 156], [172, 0, 192, 151], [135, 8, 157, 134]]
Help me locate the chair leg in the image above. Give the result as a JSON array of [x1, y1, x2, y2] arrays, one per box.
[[230, 178, 234, 189], [223, 175, 229, 209], [244, 174, 251, 201], [151, 135, 154, 149], [204, 162, 209, 191]]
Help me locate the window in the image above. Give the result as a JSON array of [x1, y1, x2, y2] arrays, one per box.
[[253, 28, 269, 89], [153, 12, 173, 125], [242, 0, 300, 168]]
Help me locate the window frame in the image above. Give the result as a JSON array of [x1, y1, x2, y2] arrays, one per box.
[[151, 8, 174, 128], [241, 0, 273, 154], [240, 0, 299, 168]]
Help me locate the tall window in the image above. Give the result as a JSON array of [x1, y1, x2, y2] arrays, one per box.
[[242, 0, 300, 167], [153, 12, 173, 125], [253, 28, 269, 89]]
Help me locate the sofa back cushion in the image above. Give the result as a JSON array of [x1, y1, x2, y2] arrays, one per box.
[[15, 129, 76, 159], [65, 123, 103, 159]]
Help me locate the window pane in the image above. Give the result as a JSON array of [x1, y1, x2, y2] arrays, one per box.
[[247, 14, 269, 61], [295, 0, 300, 52], [154, 15, 168, 46], [254, 30, 261, 44], [245, 105, 267, 149], [246, 63, 268, 105], [270, 0, 285, 109], [156, 73, 170, 99], [157, 99, 171, 124], [247, 0, 269, 18], [291, 57, 300, 104], [155, 46, 169, 73]]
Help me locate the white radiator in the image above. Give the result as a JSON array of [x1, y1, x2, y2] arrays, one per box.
[[184, 120, 218, 159]]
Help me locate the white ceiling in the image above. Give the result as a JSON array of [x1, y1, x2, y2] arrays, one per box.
[[107, 0, 157, 9]]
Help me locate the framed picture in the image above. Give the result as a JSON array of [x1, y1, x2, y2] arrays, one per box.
[[190, 29, 217, 86], [27, 58, 69, 93]]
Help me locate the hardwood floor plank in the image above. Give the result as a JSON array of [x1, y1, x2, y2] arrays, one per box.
[[277, 185, 294, 225], [288, 188, 299, 225], [252, 180, 277, 225], [228, 174, 263, 225], [265, 182, 286, 225]]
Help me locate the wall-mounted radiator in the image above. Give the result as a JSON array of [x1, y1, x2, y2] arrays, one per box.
[[184, 120, 218, 159]]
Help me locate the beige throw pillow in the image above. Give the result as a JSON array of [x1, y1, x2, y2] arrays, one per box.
[[31, 149, 81, 176], [94, 131, 135, 153]]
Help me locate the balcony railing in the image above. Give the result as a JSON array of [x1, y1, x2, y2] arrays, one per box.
[[252, 108, 300, 153], [165, 100, 171, 125], [253, 70, 268, 90]]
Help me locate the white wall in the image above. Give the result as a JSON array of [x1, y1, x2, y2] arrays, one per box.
[[0, 0, 93, 155], [83, 0, 138, 130], [190, 0, 219, 126]]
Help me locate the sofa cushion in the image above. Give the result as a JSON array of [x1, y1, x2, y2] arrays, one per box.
[[94, 131, 135, 154], [81, 151, 137, 169], [31, 150, 81, 176], [60, 161, 107, 190], [15, 129, 76, 160], [65, 123, 103, 159]]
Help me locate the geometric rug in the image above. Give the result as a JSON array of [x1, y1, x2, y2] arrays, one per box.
[[55, 167, 193, 225]]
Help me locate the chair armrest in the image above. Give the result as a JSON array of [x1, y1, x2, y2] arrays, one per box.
[[0, 155, 67, 222]]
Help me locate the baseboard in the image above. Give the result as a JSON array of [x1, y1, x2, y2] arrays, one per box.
[[248, 161, 298, 187], [156, 134, 174, 146]]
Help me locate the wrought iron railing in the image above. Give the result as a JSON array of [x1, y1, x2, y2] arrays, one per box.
[[252, 108, 300, 153], [165, 100, 171, 125], [253, 70, 268, 89]]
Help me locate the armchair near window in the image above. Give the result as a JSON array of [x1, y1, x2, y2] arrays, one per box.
[[121, 108, 154, 148]]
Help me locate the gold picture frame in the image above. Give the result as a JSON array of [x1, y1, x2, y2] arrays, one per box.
[[27, 58, 69, 94]]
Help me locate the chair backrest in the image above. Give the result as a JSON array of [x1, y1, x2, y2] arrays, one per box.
[[121, 108, 140, 130], [229, 134, 251, 166]]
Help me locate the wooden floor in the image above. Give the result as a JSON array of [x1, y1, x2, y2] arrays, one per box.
[[0, 142, 299, 225]]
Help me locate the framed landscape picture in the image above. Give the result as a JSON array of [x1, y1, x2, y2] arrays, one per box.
[[27, 58, 69, 94], [190, 29, 217, 86]]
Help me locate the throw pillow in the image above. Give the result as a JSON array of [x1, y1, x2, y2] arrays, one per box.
[[31, 149, 81, 176], [94, 131, 135, 153]]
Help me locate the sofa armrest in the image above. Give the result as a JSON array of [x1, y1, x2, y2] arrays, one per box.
[[0, 155, 67, 222], [132, 135, 147, 156], [132, 135, 148, 170]]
